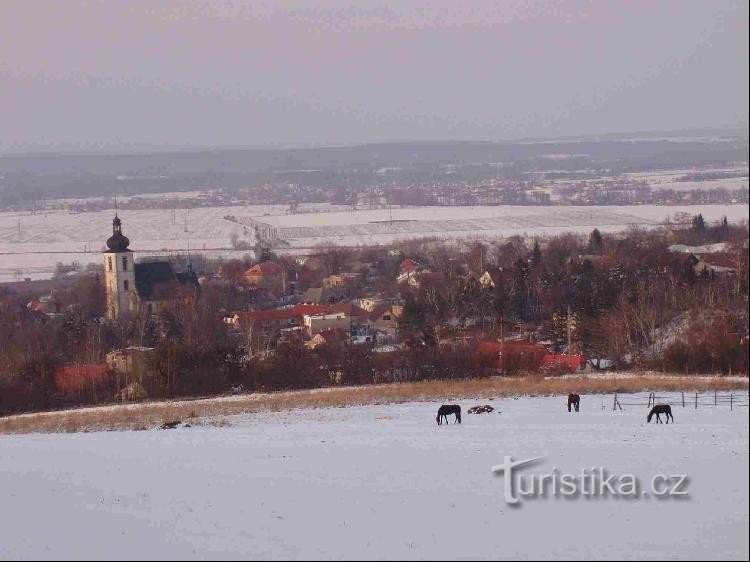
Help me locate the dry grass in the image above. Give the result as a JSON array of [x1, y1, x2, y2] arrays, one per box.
[[1, 373, 747, 435]]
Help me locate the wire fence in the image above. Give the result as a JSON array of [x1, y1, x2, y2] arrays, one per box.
[[611, 391, 750, 411]]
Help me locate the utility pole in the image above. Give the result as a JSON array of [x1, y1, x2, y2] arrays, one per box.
[[567, 305, 572, 355]]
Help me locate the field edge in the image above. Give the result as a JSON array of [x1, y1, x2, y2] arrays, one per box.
[[1, 373, 747, 435]]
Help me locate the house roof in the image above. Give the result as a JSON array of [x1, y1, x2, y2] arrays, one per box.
[[330, 301, 369, 317], [245, 262, 284, 277], [701, 254, 736, 269], [237, 304, 330, 323], [301, 287, 324, 304], [400, 258, 421, 273], [301, 286, 348, 305]]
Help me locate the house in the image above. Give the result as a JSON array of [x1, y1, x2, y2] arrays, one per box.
[[26, 293, 62, 317], [368, 303, 403, 336], [400, 258, 423, 274], [105, 347, 155, 381], [233, 304, 330, 337], [243, 261, 285, 285], [322, 273, 360, 288], [357, 297, 384, 312], [303, 312, 352, 337], [693, 254, 736, 276], [330, 301, 369, 324], [478, 267, 503, 289], [396, 258, 435, 287], [305, 328, 350, 349]]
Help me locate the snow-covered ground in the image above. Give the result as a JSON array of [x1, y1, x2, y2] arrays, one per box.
[[1, 203, 748, 281], [624, 167, 749, 192], [1, 396, 747, 560]]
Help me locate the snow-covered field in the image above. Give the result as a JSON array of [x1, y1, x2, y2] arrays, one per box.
[[1, 396, 747, 560], [624, 167, 749, 192], [1, 203, 748, 281]]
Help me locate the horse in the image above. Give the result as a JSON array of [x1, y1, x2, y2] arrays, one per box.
[[567, 393, 580, 412], [647, 404, 674, 424], [436, 404, 462, 425]]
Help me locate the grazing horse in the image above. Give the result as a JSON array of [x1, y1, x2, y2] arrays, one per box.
[[567, 393, 580, 412], [647, 404, 674, 424], [436, 404, 462, 425]]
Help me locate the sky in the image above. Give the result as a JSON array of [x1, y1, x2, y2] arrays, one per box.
[[1, 0, 748, 152]]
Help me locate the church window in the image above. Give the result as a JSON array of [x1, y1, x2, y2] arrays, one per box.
[[107, 257, 112, 272], [122, 256, 128, 271], [124, 280, 129, 291]]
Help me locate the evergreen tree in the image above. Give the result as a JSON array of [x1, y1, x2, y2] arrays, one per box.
[[691, 213, 706, 231], [398, 292, 425, 342], [588, 228, 604, 255], [531, 240, 543, 267]]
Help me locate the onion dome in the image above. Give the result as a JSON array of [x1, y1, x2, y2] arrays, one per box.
[[106, 214, 130, 252]]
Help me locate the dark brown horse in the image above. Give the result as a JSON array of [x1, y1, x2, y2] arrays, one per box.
[[567, 393, 580, 412], [436, 405, 461, 425], [647, 404, 674, 424]]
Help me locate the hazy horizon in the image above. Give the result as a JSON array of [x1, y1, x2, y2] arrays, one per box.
[[2, 1, 748, 152]]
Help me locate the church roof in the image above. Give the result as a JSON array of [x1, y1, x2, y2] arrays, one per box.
[[104, 215, 131, 253], [134, 261, 201, 301], [134, 262, 177, 300]]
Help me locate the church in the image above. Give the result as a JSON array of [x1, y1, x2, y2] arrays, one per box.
[[104, 214, 199, 320]]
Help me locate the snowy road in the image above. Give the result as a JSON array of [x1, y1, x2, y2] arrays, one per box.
[[1, 397, 748, 560]]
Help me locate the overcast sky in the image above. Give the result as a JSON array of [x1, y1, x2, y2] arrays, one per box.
[[1, 0, 748, 152]]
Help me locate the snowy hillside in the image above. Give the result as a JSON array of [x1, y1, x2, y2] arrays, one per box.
[[1, 396, 747, 560]]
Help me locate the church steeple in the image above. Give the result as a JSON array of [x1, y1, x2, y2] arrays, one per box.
[[106, 212, 130, 252], [104, 210, 136, 321]]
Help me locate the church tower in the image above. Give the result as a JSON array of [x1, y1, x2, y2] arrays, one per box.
[[104, 213, 135, 320]]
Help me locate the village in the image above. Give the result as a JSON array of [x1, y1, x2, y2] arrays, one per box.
[[0, 209, 746, 414]]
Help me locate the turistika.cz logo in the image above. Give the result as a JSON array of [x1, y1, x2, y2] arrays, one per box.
[[491, 456, 689, 505]]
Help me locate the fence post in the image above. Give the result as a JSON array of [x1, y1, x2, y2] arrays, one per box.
[[715, 390, 717, 406], [730, 393, 733, 411], [695, 392, 698, 409], [682, 392, 685, 408], [612, 394, 622, 411]]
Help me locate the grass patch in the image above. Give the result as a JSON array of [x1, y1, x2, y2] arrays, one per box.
[[1, 373, 746, 435]]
